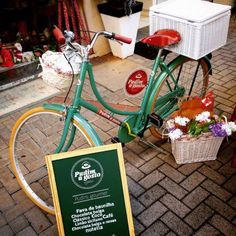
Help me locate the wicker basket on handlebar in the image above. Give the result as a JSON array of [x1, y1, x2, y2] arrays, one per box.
[[39, 50, 81, 90]]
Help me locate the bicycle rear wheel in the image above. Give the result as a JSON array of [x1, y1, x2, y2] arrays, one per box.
[[9, 107, 97, 214], [150, 56, 210, 139]]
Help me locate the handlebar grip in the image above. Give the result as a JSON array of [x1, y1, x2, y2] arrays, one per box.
[[113, 34, 132, 44], [53, 26, 66, 44]]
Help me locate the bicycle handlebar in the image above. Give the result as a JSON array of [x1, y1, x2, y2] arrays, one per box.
[[52, 26, 132, 47], [53, 26, 66, 44], [112, 33, 132, 44]]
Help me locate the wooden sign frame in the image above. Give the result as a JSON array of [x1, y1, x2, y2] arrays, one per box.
[[45, 143, 134, 236]]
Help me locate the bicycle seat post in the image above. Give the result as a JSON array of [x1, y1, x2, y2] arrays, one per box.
[[157, 48, 163, 60]]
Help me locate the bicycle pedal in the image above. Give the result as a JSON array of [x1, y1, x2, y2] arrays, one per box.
[[111, 137, 125, 147], [149, 113, 163, 128]]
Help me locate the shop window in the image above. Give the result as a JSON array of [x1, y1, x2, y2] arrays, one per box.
[[0, 0, 57, 67]]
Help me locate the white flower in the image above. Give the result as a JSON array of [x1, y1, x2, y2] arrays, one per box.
[[222, 124, 232, 136], [195, 111, 211, 122], [222, 121, 236, 136], [169, 128, 183, 140], [174, 116, 190, 126], [228, 121, 236, 132]]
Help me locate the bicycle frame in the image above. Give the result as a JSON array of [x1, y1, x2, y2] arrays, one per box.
[[44, 48, 195, 151], [9, 28, 214, 216]]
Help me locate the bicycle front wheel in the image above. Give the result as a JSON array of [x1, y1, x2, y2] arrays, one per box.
[[9, 107, 97, 214], [150, 56, 210, 139]]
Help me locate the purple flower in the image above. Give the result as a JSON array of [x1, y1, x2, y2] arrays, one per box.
[[209, 123, 227, 137]]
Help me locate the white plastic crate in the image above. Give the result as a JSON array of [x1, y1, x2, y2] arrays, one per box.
[[150, 0, 231, 59]]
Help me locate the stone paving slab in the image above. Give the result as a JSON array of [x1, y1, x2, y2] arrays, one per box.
[[0, 79, 60, 118], [92, 55, 151, 92], [0, 14, 235, 236]]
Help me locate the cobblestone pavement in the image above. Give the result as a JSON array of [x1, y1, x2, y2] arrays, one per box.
[[0, 16, 236, 236]]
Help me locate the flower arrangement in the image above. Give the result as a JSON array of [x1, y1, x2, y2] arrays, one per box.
[[168, 111, 236, 141], [166, 92, 236, 164]]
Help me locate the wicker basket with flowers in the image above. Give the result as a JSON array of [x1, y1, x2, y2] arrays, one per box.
[[167, 93, 236, 164]]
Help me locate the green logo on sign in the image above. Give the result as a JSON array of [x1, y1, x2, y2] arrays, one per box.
[[71, 158, 104, 189]]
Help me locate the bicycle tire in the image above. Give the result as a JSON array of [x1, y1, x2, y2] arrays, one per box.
[[150, 56, 210, 139], [9, 107, 97, 214]]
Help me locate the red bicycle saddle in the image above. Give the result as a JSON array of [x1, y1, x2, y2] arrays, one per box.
[[141, 29, 181, 47]]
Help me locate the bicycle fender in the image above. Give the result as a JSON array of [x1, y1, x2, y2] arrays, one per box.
[[43, 103, 102, 146], [144, 70, 169, 116], [43, 103, 66, 111], [73, 114, 103, 146], [168, 55, 212, 76]]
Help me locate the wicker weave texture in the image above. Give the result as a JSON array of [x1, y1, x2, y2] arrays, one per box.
[[39, 57, 72, 90], [171, 133, 224, 164]]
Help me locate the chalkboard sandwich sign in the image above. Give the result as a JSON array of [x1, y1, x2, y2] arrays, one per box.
[[45, 143, 135, 236]]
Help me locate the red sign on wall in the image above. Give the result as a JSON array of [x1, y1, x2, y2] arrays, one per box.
[[125, 70, 147, 95]]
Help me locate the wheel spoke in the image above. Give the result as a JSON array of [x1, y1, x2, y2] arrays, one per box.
[[9, 107, 94, 214]]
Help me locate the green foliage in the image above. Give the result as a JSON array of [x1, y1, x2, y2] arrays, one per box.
[[188, 120, 215, 136]]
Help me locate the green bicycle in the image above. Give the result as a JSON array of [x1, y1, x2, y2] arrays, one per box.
[[9, 28, 211, 214]]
